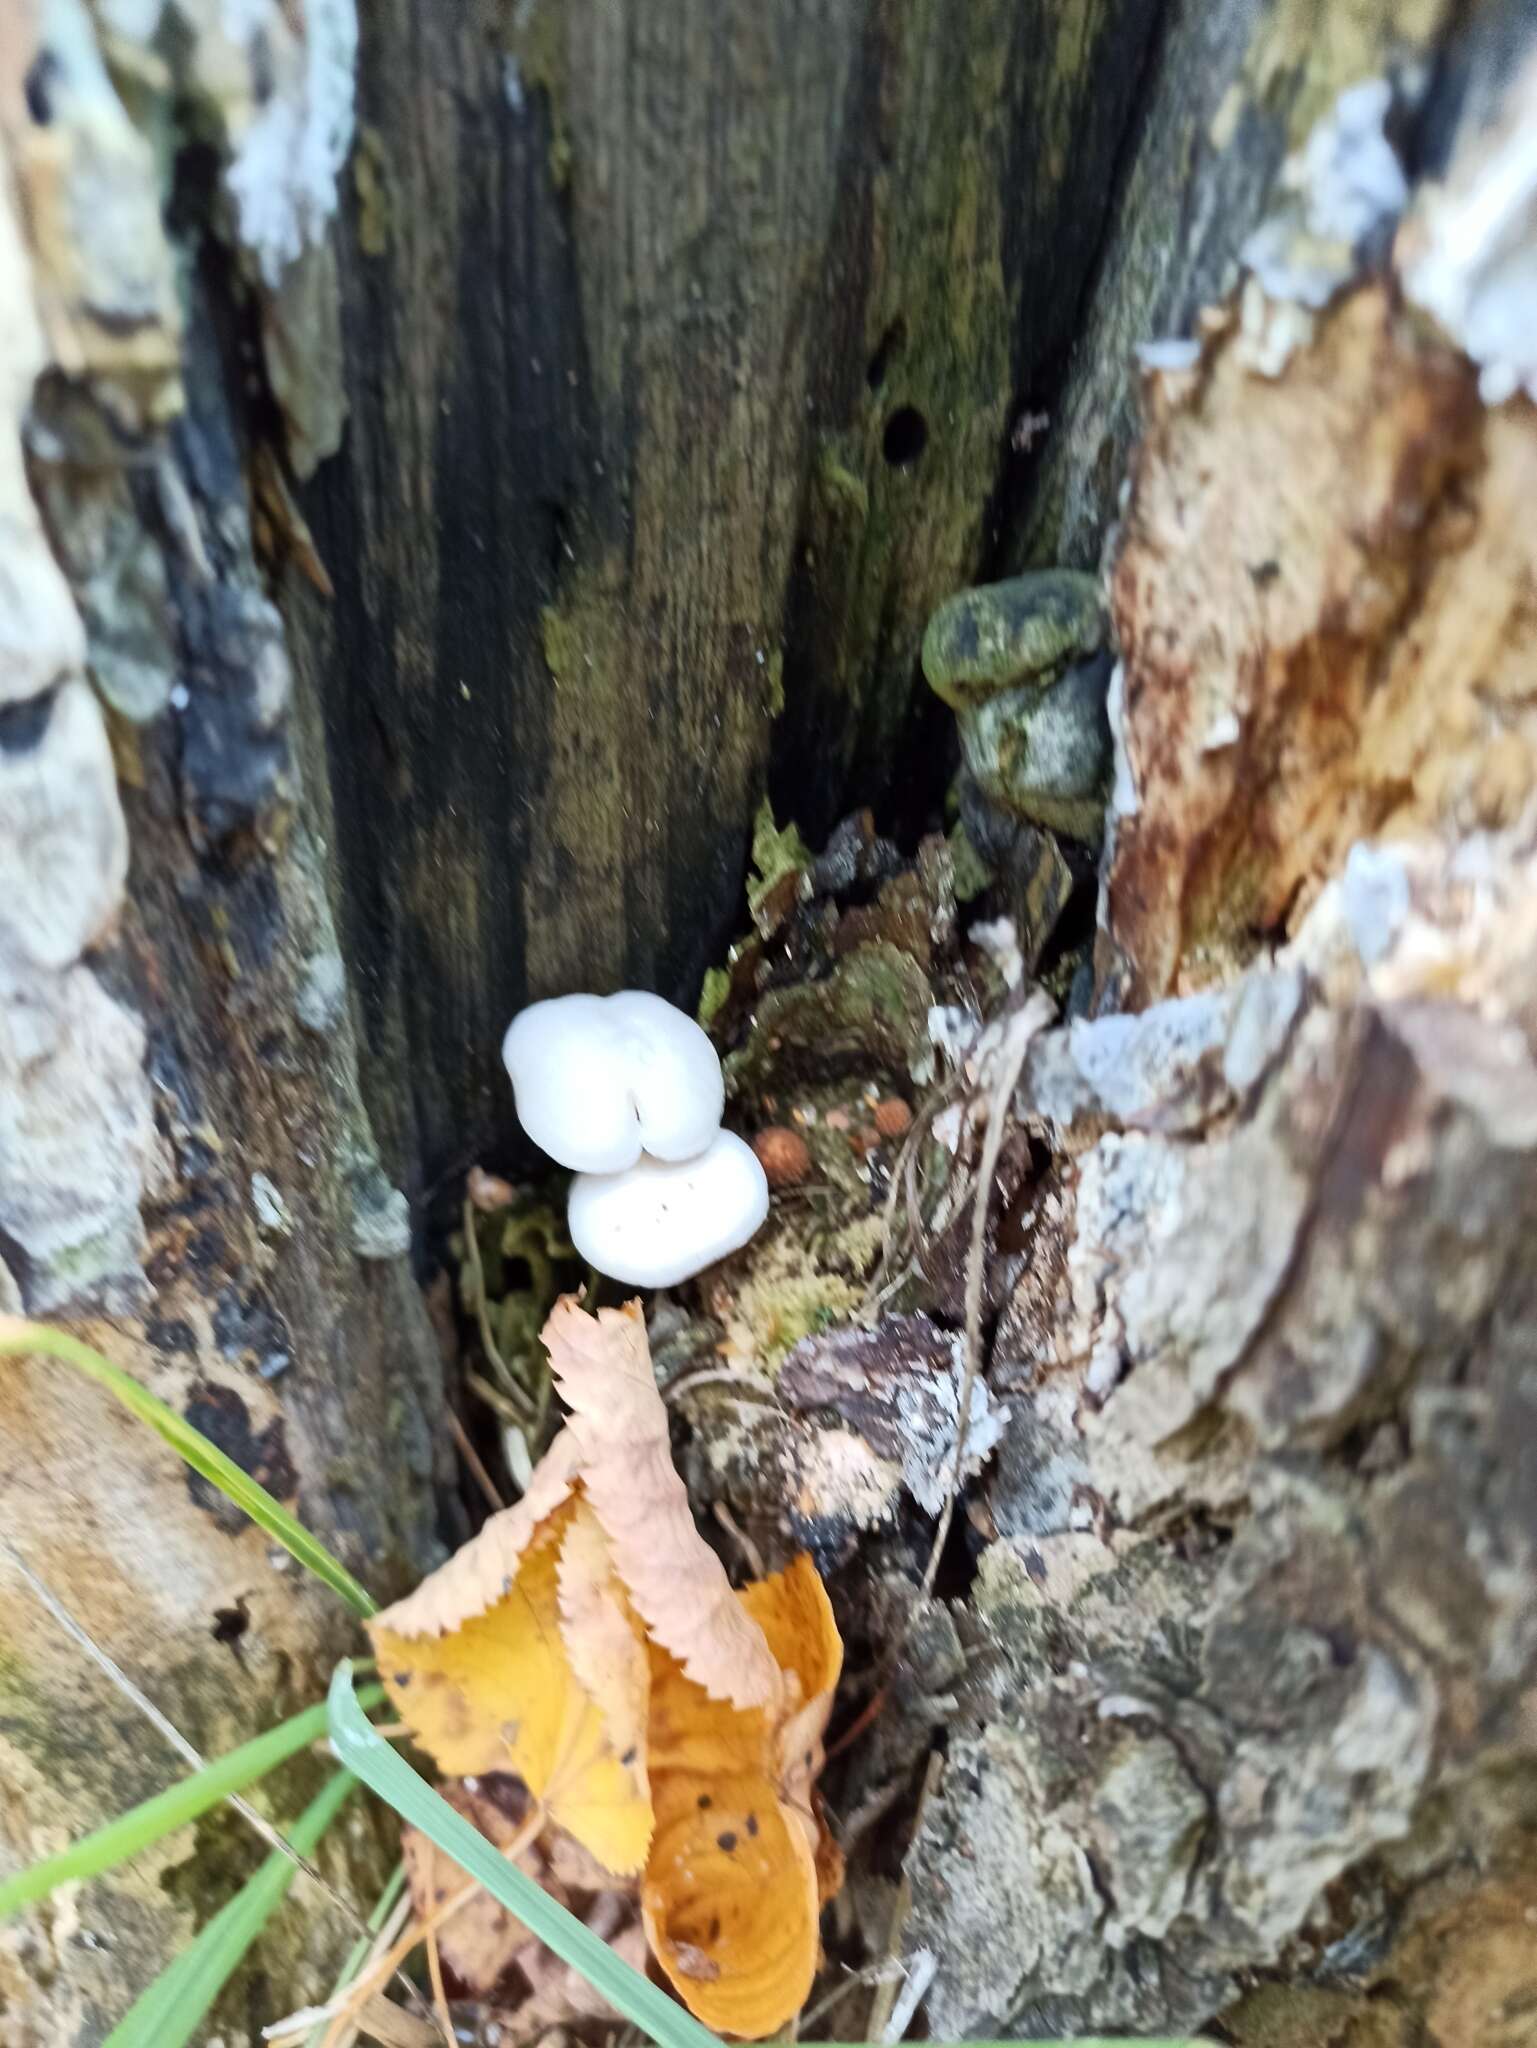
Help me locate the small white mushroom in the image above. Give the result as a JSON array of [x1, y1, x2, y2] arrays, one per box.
[[567, 1130, 770, 1288], [502, 990, 724, 1173]]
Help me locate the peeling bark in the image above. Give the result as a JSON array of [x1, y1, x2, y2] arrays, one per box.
[[1, 7, 447, 2038], [899, 29, 1537, 2039]]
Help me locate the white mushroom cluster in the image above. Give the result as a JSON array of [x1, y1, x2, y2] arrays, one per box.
[[502, 991, 768, 1287]]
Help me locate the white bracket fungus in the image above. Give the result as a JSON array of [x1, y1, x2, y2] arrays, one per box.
[[566, 1130, 770, 1290], [502, 990, 767, 1286], [502, 990, 725, 1173]]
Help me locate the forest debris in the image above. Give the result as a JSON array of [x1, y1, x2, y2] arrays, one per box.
[[718, 1231, 863, 1375], [642, 1554, 843, 2037], [1100, 278, 1537, 1006], [371, 1298, 845, 2035], [781, 1316, 1009, 1516], [398, 1776, 653, 2035], [373, 1494, 654, 1877], [400, 1778, 559, 1994], [727, 941, 935, 1096], [543, 1299, 781, 1709], [369, 1428, 582, 1639], [747, 798, 813, 936], [467, 1165, 516, 1212]]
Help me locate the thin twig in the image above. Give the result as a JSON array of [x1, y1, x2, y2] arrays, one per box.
[[799, 1959, 906, 2034], [320, 1885, 475, 2048], [920, 990, 1053, 1598], [663, 1362, 778, 1406], [445, 1405, 505, 1512], [861, 1068, 970, 1317], [712, 1499, 765, 1579], [865, 1750, 944, 2043], [424, 1920, 451, 2043], [461, 1195, 536, 1426], [465, 1367, 532, 1430], [315, 1801, 547, 2048]]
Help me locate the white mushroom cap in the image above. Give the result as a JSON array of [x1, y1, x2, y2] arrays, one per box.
[[502, 990, 725, 1173], [567, 1130, 770, 1288]]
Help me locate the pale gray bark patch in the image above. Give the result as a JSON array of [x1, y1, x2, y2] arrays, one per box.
[[0, 159, 152, 1312], [908, 822, 1537, 2036]]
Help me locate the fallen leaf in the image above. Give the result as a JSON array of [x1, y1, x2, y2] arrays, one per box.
[[514, 1894, 651, 2032], [403, 1776, 648, 2028], [556, 1502, 649, 1764], [375, 1427, 582, 1639], [373, 1500, 652, 1876], [401, 1780, 561, 1995], [543, 1297, 783, 1709], [371, 1297, 845, 2037], [642, 1769, 821, 2038], [643, 1557, 843, 2035]]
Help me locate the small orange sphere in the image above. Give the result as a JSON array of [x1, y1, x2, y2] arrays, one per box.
[[752, 1125, 812, 1189], [873, 1097, 913, 1141]]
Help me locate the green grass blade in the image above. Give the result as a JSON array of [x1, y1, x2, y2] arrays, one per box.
[[304, 1858, 408, 2048], [0, 1316, 376, 1618], [0, 1686, 383, 1921], [328, 1660, 722, 2048], [104, 1769, 356, 2048]]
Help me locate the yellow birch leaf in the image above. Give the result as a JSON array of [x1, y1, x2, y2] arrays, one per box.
[[542, 1296, 782, 1710], [642, 1556, 844, 2035], [740, 1554, 843, 1817], [370, 1297, 846, 2030], [642, 1769, 820, 2039], [371, 1501, 653, 1876]]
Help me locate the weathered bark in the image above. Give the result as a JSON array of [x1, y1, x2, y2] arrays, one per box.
[[0, 8, 452, 2037], [0, 0, 1533, 2043], [891, 23, 1537, 2039]]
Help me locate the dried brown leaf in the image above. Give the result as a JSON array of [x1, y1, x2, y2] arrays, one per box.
[[542, 1296, 781, 1709]]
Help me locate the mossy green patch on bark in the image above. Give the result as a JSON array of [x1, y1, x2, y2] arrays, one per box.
[[726, 940, 933, 1096], [523, 563, 636, 996]]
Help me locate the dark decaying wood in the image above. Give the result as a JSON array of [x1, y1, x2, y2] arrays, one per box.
[[0, 0, 1533, 2039]]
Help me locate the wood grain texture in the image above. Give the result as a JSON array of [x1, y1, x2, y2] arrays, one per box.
[[288, 0, 1161, 1191]]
